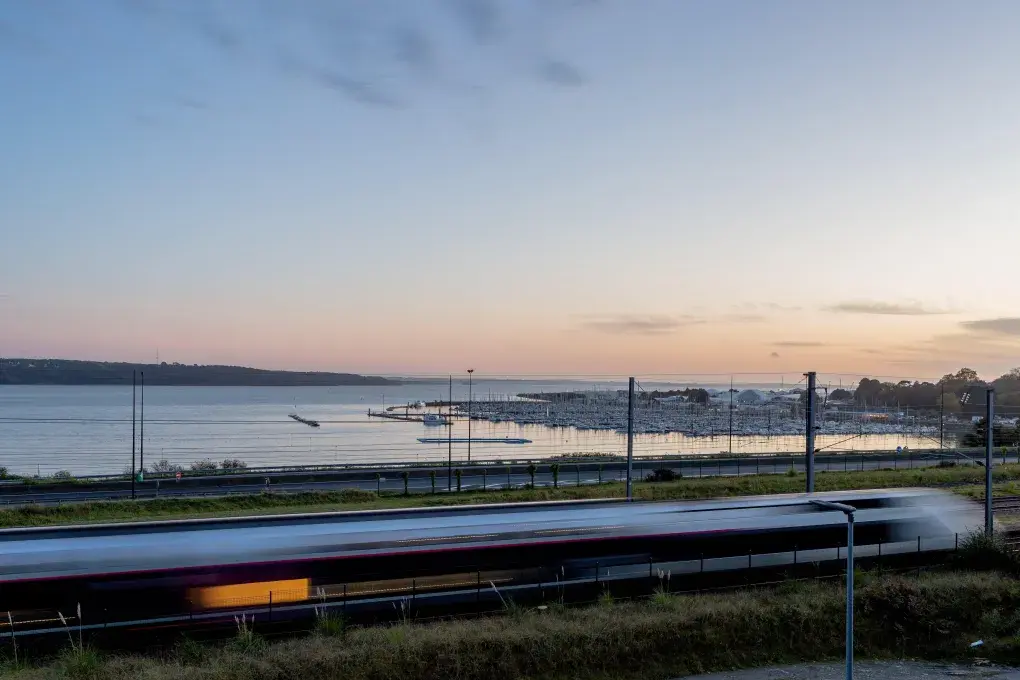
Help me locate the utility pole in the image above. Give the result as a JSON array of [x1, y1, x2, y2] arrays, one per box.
[[939, 382, 945, 450], [626, 377, 635, 501], [448, 375, 453, 492], [467, 369, 474, 463], [139, 371, 145, 481], [131, 371, 136, 499], [986, 388, 995, 536], [805, 371, 817, 493], [728, 376, 734, 455]]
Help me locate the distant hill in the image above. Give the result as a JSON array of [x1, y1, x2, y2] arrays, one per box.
[[0, 359, 395, 386]]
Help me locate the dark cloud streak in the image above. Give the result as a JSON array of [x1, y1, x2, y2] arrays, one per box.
[[824, 301, 948, 316], [961, 318, 1020, 337], [538, 58, 586, 86], [579, 314, 705, 336], [773, 341, 826, 347]]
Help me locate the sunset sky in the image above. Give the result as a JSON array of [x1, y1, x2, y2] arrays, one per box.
[[3, 1, 1020, 380]]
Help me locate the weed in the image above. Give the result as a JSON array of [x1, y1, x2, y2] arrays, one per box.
[[229, 613, 266, 655], [314, 588, 346, 638], [173, 636, 207, 665], [598, 587, 614, 607], [392, 598, 412, 627], [59, 645, 101, 679], [4, 612, 15, 667], [57, 604, 100, 679]]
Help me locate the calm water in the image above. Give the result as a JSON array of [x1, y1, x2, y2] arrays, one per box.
[[0, 383, 934, 476]]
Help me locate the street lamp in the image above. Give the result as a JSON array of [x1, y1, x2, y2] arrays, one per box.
[[809, 499, 856, 680], [467, 369, 474, 463]]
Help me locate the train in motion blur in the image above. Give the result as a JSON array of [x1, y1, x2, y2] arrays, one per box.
[[0, 488, 982, 634]]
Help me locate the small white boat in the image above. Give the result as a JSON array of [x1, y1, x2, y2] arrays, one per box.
[[423, 413, 449, 426]]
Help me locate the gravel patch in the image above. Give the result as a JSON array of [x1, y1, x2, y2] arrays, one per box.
[[679, 661, 1020, 680]]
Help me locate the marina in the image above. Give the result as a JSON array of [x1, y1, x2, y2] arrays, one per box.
[[417, 437, 532, 444], [0, 383, 948, 477]]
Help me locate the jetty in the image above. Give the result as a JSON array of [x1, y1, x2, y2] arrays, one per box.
[[368, 409, 425, 422], [288, 414, 320, 428]]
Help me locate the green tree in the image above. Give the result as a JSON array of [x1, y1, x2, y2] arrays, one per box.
[[526, 463, 537, 489], [455, 469, 462, 493], [429, 470, 436, 494], [401, 471, 409, 496], [550, 463, 560, 489]]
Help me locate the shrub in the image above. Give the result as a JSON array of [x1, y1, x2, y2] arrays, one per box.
[[53, 470, 74, 481], [645, 467, 677, 482], [0, 467, 8, 479], [220, 459, 247, 472], [955, 530, 1020, 573], [149, 459, 183, 474], [190, 459, 218, 472]]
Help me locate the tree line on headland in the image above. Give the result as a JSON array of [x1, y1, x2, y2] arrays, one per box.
[[0, 358, 395, 386], [848, 367, 1020, 415]]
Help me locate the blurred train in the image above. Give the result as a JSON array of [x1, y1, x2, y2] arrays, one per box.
[[0, 488, 982, 633]]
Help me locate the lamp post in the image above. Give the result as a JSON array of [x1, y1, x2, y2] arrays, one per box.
[[467, 369, 474, 463], [809, 499, 856, 680]]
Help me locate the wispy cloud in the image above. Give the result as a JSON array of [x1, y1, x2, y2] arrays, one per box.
[[824, 300, 949, 316], [538, 58, 586, 87], [578, 314, 704, 335], [773, 341, 826, 347], [448, 0, 500, 44], [724, 313, 767, 323], [961, 318, 1020, 337], [770, 351, 781, 359]]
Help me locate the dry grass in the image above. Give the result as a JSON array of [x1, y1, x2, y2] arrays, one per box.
[[5, 572, 1020, 679], [3, 464, 1020, 528]]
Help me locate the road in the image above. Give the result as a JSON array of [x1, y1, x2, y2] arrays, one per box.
[[0, 450, 1013, 508]]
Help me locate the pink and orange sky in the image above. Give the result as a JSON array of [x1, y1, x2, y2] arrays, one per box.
[[3, 1, 1020, 380]]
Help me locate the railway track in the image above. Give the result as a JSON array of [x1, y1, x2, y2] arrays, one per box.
[[993, 496, 1020, 514]]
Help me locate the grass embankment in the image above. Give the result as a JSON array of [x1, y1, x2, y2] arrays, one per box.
[[5, 571, 1020, 680], [2, 464, 1019, 529]]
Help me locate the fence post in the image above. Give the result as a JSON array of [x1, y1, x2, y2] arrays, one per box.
[[986, 388, 995, 536], [268, 591, 273, 622]]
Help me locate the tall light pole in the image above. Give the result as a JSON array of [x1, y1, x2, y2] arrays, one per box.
[[467, 369, 474, 463], [810, 499, 856, 680]]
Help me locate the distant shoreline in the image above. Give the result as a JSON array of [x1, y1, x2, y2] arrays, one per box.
[[0, 358, 396, 387]]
